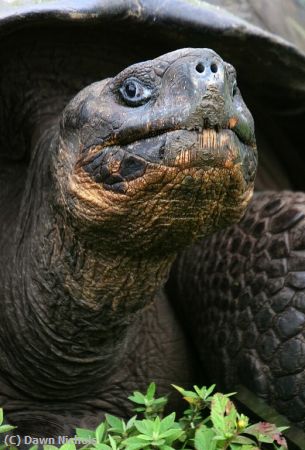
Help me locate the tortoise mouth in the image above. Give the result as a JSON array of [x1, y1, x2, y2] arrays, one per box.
[[81, 127, 257, 192]]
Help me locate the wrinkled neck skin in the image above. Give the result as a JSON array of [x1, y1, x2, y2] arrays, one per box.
[[1, 126, 174, 401]]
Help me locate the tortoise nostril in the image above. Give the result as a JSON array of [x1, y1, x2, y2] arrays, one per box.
[[196, 62, 205, 73], [210, 63, 218, 73]]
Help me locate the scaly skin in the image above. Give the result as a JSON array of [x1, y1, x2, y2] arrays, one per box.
[[0, 48, 256, 435], [169, 191, 305, 428]]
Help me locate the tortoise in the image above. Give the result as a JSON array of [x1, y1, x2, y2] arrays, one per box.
[[0, 0, 305, 439]]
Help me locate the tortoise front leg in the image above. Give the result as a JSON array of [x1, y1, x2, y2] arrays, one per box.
[[168, 191, 305, 428]]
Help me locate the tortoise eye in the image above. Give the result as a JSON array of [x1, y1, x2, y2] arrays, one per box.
[[120, 78, 152, 106], [125, 81, 137, 98]]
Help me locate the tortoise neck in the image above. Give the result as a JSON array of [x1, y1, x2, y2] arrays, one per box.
[[2, 125, 174, 400], [35, 207, 173, 331]]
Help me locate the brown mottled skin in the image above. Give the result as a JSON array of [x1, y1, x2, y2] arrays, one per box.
[[0, 48, 257, 436]]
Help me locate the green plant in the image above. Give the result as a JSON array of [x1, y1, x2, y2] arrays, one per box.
[[0, 383, 288, 450], [0, 408, 16, 435]]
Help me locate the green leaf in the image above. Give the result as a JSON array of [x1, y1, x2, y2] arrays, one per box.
[[105, 414, 123, 433], [153, 416, 161, 435], [146, 382, 156, 400], [44, 446, 58, 450], [95, 422, 106, 443], [123, 436, 150, 450], [160, 429, 183, 443], [171, 384, 185, 395], [125, 445, 148, 450], [230, 445, 257, 450], [172, 385, 198, 398], [210, 393, 228, 433], [205, 384, 216, 398], [135, 434, 153, 441], [194, 385, 214, 400], [108, 435, 117, 450], [0, 409, 3, 426], [76, 428, 96, 440], [159, 413, 176, 433], [29, 446, 39, 450], [94, 444, 112, 450], [133, 407, 145, 413], [0, 424, 16, 433], [59, 442, 76, 450], [194, 386, 203, 397], [126, 415, 137, 430], [194, 425, 217, 450], [231, 435, 256, 445], [152, 397, 168, 407], [128, 392, 146, 405], [134, 419, 154, 436]]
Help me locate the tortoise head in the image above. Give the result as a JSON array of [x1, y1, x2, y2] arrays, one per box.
[[55, 48, 257, 254]]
